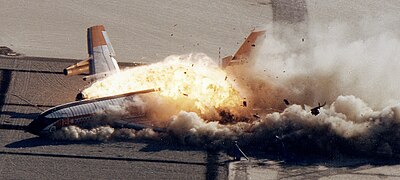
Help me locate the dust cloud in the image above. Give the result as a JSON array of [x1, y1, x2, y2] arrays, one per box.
[[52, 17, 400, 157]]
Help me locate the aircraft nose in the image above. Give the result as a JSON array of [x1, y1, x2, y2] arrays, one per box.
[[26, 117, 45, 136]]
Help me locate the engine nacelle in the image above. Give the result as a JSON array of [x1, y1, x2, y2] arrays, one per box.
[[63, 58, 90, 76]]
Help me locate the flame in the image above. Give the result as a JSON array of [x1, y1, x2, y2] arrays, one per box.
[[82, 54, 244, 117]]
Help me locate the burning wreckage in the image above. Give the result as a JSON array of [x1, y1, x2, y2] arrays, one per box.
[[27, 25, 266, 138]]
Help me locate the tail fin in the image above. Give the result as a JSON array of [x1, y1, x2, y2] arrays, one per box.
[[222, 29, 266, 68], [64, 25, 120, 82]]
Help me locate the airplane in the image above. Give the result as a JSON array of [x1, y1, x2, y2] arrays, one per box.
[[26, 25, 266, 137]]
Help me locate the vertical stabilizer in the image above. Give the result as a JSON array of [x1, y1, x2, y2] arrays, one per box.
[[222, 29, 266, 68], [64, 25, 120, 82]]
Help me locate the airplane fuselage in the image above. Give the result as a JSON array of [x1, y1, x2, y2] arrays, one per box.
[[26, 89, 156, 136]]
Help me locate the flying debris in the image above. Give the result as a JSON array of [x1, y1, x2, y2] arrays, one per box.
[[253, 114, 260, 118], [311, 102, 326, 116], [243, 101, 247, 107], [283, 99, 290, 106]]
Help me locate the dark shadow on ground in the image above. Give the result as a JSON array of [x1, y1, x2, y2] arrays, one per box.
[[0, 68, 64, 74], [1, 111, 40, 120], [5, 137, 99, 148], [0, 70, 12, 112], [0, 124, 27, 130], [5, 103, 54, 108], [206, 150, 221, 180]]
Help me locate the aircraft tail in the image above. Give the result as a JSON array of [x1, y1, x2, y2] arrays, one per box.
[[64, 25, 120, 82], [221, 29, 266, 68]]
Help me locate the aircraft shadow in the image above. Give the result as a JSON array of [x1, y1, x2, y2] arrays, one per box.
[[5, 137, 95, 148], [1, 111, 40, 120], [0, 68, 64, 75], [5, 102, 54, 108]]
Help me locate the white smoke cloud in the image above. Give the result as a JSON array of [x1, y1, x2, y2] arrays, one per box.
[[251, 20, 400, 109], [51, 126, 159, 141], [165, 95, 400, 156], [51, 126, 115, 141]]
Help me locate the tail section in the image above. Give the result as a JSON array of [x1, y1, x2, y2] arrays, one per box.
[[64, 25, 120, 82], [222, 29, 266, 68]]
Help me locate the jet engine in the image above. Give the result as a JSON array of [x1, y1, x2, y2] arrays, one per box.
[[63, 58, 90, 76]]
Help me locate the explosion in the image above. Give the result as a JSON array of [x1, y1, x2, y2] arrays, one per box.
[[83, 53, 246, 119]]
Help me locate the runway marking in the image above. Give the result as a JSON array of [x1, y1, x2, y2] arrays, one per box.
[[0, 150, 225, 167]]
